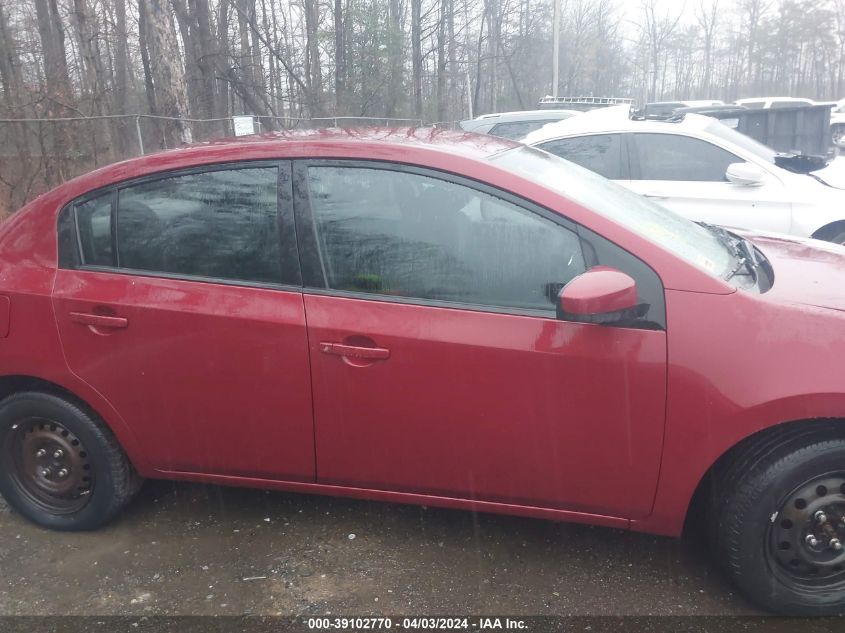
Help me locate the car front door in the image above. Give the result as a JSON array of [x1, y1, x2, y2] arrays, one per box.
[[623, 132, 792, 233], [295, 161, 667, 519], [51, 162, 316, 481]]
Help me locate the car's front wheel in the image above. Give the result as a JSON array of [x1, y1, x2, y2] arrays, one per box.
[[0, 391, 141, 530], [710, 432, 845, 615]]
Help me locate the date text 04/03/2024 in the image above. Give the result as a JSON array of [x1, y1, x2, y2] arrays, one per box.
[[305, 617, 528, 630]]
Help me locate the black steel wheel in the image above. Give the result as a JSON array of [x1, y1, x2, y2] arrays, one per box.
[[0, 391, 141, 530], [768, 473, 845, 586], [2, 417, 94, 515], [710, 429, 845, 615]]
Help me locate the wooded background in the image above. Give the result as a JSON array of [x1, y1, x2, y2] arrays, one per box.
[[1, 0, 845, 214]]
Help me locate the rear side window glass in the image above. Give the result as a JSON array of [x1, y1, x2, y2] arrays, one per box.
[[75, 194, 113, 266], [489, 120, 557, 139], [632, 134, 740, 181], [116, 167, 281, 284], [537, 134, 624, 180], [306, 166, 586, 312]]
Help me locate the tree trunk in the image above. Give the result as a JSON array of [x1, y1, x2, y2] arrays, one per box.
[[334, 0, 346, 113], [304, 0, 323, 116], [436, 0, 448, 122], [411, 0, 423, 118], [0, 3, 23, 104], [72, 0, 115, 161], [387, 0, 403, 116], [139, 0, 193, 144], [114, 0, 131, 151], [33, 0, 72, 184]]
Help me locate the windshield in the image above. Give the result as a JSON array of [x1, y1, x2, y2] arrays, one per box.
[[703, 118, 777, 164], [492, 145, 734, 278]]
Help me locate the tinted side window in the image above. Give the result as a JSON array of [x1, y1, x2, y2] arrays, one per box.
[[632, 134, 740, 181], [489, 120, 557, 139], [117, 167, 281, 283], [537, 134, 624, 180], [306, 166, 586, 312], [76, 194, 113, 266]]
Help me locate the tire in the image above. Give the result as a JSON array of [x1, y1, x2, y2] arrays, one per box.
[[0, 391, 141, 531], [710, 431, 845, 615]]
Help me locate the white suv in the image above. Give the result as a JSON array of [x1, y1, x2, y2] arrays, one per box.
[[523, 106, 845, 243]]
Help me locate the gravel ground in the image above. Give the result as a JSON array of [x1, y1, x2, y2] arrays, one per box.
[[0, 481, 759, 616]]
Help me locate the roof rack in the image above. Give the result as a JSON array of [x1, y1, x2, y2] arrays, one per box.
[[537, 96, 635, 111]]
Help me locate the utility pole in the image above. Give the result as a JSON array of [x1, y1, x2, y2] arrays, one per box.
[[465, 71, 474, 119], [552, 0, 560, 97]]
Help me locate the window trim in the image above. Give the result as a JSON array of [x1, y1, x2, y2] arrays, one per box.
[[57, 160, 302, 290], [628, 132, 743, 182], [292, 158, 665, 328]]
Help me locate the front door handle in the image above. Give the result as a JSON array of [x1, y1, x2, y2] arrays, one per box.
[[319, 342, 390, 360], [69, 312, 129, 329]]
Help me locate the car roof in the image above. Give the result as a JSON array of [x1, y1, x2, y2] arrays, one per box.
[[470, 109, 580, 121], [55, 127, 521, 198], [646, 100, 723, 107], [459, 110, 580, 131], [521, 105, 715, 144], [735, 96, 814, 103]]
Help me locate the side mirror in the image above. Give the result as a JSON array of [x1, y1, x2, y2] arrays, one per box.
[[558, 267, 639, 324], [726, 162, 766, 186]]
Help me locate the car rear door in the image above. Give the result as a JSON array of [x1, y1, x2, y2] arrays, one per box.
[[624, 132, 792, 233], [51, 162, 316, 480], [294, 160, 667, 519]]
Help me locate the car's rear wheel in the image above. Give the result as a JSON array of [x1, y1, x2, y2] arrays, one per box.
[[710, 433, 845, 615], [0, 391, 141, 530]]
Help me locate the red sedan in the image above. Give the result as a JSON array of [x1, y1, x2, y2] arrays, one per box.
[[1, 128, 845, 614]]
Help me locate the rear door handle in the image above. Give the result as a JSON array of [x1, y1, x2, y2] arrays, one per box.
[[319, 342, 390, 360], [69, 312, 129, 329], [644, 191, 669, 200]]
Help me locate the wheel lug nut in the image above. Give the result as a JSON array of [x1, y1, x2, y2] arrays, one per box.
[[35, 449, 46, 458], [53, 449, 64, 459], [806, 534, 820, 547], [39, 468, 51, 478], [831, 538, 843, 551], [56, 468, 69, 479]]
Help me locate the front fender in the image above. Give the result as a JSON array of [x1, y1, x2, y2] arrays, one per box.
[[632, 288, 845, 537]]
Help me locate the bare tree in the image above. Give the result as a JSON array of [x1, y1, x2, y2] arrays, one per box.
[[695, 0, 719, 97], [640, 0, 682, 101]]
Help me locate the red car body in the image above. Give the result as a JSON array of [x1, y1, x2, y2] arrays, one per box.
[[1, 128, 844, 538]]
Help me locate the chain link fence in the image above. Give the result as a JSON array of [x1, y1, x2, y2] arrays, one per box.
[[0, 113, 432, 216]]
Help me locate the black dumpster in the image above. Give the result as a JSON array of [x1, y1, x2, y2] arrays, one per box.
[[703, 104, 832, 156]]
